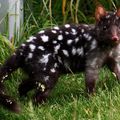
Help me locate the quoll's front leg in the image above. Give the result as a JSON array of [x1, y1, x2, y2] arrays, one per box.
[[34, 69, 59, 104], [85, 49, 106, 95], [19, 72, 59, 104], [107, 57, 120, 81], [85, 64, 99, 94]]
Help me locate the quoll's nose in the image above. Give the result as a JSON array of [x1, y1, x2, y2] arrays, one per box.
[[112, 35, 119, 41]]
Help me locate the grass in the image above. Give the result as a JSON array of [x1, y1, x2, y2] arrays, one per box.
[[0, 0, 120, 120]]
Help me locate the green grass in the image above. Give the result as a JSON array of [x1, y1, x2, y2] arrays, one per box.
[[1, 0, 120, 120], [0, 35, 120, 120]]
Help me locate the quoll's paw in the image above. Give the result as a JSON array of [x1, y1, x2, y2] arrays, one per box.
[[33, 90, 51, 105], [33, 93, 47, 105]]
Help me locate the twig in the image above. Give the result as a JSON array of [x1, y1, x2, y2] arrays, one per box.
[[70, 0, 74, 22], [75, 0, 80, 23]]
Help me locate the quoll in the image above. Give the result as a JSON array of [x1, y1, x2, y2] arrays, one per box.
[[0, 5, 120, 113]]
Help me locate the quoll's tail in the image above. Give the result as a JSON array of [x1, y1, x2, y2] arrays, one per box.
[[0, 52, 22, 113]]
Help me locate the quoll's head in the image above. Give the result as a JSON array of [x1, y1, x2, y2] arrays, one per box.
[[95, 5, 120, 45]]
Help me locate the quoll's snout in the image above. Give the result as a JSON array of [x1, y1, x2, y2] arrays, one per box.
[[112, 35, 119, 41]]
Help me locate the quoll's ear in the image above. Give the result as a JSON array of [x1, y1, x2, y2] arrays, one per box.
[[95, 5, 106, 22], [116, 8, 120, 17]]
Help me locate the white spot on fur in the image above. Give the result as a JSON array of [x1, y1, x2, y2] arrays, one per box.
[[2, 75, 8, 80], [72, 47, 76, 55], [62, 50, 69, 57], [81, 29, 84, 33], [77, 47, 84, 56], [54, 26, 59, 30], [53, 41, 57, 44], [13, 53, 16, 55], [58, 35, 63, 41], [39, 53, 51, 65], [65, 31, 69, 35], [83, 24, 89, 27], [44, 76, 49, 81], [54, 63, 58, 68], [21, 44, 26, 47], [79, 35, 82, 37], [38, 30, 45, 34], [67, 39, 73, 45], [41, 84, 45, 92], [83, 33, 89, 39], [87, 36, 92, 41], [20, 52, 23, 55], [75, 37, 79, 43], [36, 82, 46, 92], [59, 31, 62, 33], [71, 28, 77, 35], [43, 68, 46, 71], [65, 24, 70, 28], [41, 35, 49, 42], [106, 15, 110, 19], [38, 46, 45, 51], [6, 99, 13, 104], [91, 40, 97, 50], [103, 26, 107, 30], [29, 44, 36, 52], [28, 53, 33, 59], [58, 56, 62, 63], [27, 36, 36, 42], [51, 30, 57, 34], [50, 68, 56, 73], [54, 44, 60, 53]]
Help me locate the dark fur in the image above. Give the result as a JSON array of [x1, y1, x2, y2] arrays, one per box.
[[0, 5, 120, 113]]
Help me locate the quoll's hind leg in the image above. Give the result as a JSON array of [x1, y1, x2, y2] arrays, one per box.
[[33, 70, 59, 104], [18, 70, 59, 104]]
